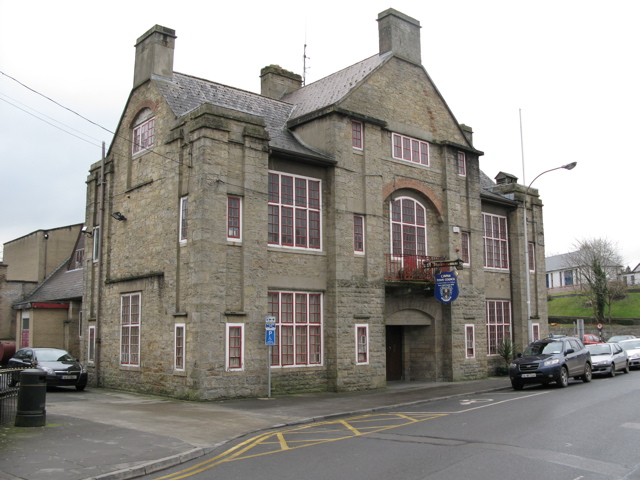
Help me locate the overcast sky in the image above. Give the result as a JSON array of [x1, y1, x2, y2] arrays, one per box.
[[1, 1, 638, 266]]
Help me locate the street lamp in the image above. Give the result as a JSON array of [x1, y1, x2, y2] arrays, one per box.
[[523, 161, 577, 344]]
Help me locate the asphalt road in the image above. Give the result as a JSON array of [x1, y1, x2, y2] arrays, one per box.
[[151, 373, 640, 480]]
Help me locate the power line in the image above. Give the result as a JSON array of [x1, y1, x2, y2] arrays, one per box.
[[0, 70, 114, 135], [0, 70, 188, 169], [0, 96, 103, 148]]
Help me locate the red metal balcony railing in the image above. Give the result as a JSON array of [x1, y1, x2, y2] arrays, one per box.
[[384, 254, 448, 282]]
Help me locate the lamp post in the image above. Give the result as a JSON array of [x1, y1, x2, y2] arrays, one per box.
[[523, 161, 577, 343]]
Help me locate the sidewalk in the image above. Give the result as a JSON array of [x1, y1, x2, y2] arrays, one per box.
[[0, 377, 511, 480]]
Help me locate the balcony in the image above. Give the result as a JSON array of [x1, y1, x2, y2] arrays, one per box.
[[384, 254, 448, 282]]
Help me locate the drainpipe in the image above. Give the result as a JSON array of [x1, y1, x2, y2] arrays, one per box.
[[94, 141, 106, 387]]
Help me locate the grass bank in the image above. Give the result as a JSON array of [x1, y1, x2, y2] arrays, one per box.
[[548, 290, 640, 319]]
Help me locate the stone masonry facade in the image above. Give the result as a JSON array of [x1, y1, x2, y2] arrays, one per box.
[[82, 10, 548, 400]]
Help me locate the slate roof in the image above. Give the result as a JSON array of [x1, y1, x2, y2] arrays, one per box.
[[152, 53, 393, 162], [282, 53, 391, 121], [545, 252, 578, 272], [16, 259, 83, 305], [154, 73, 331, 160]]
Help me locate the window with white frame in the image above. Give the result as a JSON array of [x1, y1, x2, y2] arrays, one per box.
[[132, 112, 155, 155], [88, 325, 95, 363], [268, 291, 322, 367], [174, 323, 185, 371], [457, 151, 466, 176], [354, 215, 365, 254], [120, 293, 141, 366], [227, 196, 242, 241], [465, 324, 475, 358], [356, 324, 369, 365], [528, 242, 535, 272], [391, 198, 427, 257], [226, 324, 244, 371], [268, 172, 321, 250], [532, 323, 540, 341], [92, 226, 100, 262], [482, 213, 509, 270], [352, 121, 363, 150], [486, 300, 512, 355], [179, 196, 188, 243], [461, 232, 470, 265], [546, 273, 553, 288], [392, 133, 429, 166]]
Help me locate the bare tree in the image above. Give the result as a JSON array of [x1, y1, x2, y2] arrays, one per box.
[[566, 238, 623, 323]]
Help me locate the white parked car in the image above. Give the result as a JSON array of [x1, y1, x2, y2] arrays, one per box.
[[586, 342, 629, 377], [618, 339, 640, 369]]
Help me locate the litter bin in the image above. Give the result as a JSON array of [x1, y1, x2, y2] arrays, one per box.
[[15, 368, 47, 427]]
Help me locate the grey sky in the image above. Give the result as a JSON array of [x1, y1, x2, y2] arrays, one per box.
[[1, 0, 638, 266]]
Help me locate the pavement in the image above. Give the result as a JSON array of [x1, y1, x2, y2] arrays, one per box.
[[0, 377, 511, 480]]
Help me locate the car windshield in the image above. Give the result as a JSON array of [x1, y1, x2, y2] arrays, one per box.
[[620, 340, 640, 350], [524, 341, 563, 356], [586, 344, 611, 356], [35, 349, 74, 362]]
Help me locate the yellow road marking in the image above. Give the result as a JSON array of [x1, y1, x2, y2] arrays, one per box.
[[153, 412, 446, 479]]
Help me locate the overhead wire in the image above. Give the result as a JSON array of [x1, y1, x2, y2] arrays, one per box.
[[0, 70, 188, 169], [0, 94, 103, 148]]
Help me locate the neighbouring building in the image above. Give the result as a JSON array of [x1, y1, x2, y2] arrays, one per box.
[[83, 9, 549, 400], [546, 253, 580, 293], [620, 264, 640, 286], [546, 252, 624, 294], [12, 233, 85, 357], [0, 224, 83, 342]]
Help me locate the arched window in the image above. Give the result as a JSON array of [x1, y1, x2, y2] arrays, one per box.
[[132, 108, 155, 155], [390, 197, 427, 257]]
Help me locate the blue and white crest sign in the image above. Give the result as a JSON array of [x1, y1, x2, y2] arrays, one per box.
[[435, 271, 459, 304]]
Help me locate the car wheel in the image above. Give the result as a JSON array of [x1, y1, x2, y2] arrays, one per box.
[[75, 385, 86, 391], [624, 362, 630, 374], [511, 380, 524, 391], [557, 367, 569, 388], [582, 363, 592, 383], [609, 364, 616, 377]]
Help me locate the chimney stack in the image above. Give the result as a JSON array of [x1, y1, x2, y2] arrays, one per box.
[[134, 25, 176, 88], [377, 9, 421, 65], [260, 65, 302, 100]]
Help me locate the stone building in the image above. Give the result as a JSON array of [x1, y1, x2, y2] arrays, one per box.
[[83, 9, 548, 399]]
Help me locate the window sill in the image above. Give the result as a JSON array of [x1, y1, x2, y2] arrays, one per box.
[[267, 246, 326, 256]]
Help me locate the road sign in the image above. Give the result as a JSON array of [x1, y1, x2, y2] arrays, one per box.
[[597, 323, 603, 330], [265, 316, 276, 345]]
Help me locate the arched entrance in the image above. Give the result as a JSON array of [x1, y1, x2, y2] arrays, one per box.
[[385, 308, 434, 381]]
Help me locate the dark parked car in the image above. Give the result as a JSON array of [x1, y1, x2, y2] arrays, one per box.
[[8, 348, 88, 391], [509, 336, 592, 390]]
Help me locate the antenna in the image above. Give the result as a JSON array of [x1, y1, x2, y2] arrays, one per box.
[[303, 23, 310, 86], [303, 43, 310, 86]]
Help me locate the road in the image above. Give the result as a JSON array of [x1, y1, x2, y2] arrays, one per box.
[[149, 374, 640, 480]]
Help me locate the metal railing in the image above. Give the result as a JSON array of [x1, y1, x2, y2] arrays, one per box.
[[384, 254, 447, 282], [0, 369, 21, 425]]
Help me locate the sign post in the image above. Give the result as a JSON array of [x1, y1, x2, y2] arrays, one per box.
[[265, 316, 276, 398]]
